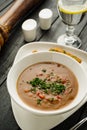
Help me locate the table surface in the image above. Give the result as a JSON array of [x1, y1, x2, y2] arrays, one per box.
[[0, 0, 87, 130]]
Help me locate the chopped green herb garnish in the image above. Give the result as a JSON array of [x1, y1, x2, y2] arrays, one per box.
[[42, 69, 47, 72], [49, 98, 54, 102], [37, 99, 42, 105], [50, 72, 54, 75], [29, 77, 66, 95], [44, 89, 48, 94], [30, 88, 36, 93], [30, 78, 42, 87], [26, 81, 30, 84], [57, 79, 62, 83], [51, 83, 65, 94]]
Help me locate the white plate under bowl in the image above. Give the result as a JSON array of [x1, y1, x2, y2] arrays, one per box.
[[12, 41, 87, 129]]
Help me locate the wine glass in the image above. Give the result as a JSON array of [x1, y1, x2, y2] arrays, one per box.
[[57, 0, 87, 48]]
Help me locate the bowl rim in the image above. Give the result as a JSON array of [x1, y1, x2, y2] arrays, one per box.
[[7, 51, 87, 115]]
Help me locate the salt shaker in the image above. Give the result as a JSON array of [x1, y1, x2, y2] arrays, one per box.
[[22, 19, 37, 42], [39, 8, 53, 30]]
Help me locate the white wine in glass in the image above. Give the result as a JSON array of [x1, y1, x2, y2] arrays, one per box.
[[57, 0, 87, 48]]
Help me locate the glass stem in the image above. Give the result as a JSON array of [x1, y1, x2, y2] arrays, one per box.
[[65, 25, 75, 45], [66, 25, 75, 36]]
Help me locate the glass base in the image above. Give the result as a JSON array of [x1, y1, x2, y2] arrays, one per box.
[[57, 34, 82, 48]]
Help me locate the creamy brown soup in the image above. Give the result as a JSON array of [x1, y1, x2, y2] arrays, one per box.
[[17, 62, 78, 111]]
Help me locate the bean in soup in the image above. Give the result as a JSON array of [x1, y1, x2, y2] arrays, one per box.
[[17, 62, 78, 111]]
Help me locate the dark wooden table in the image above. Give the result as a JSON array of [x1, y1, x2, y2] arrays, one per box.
[[0, 0, 87, 130]]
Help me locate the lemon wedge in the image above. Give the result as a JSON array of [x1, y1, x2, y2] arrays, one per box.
[[58, 1, 87, 14]]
